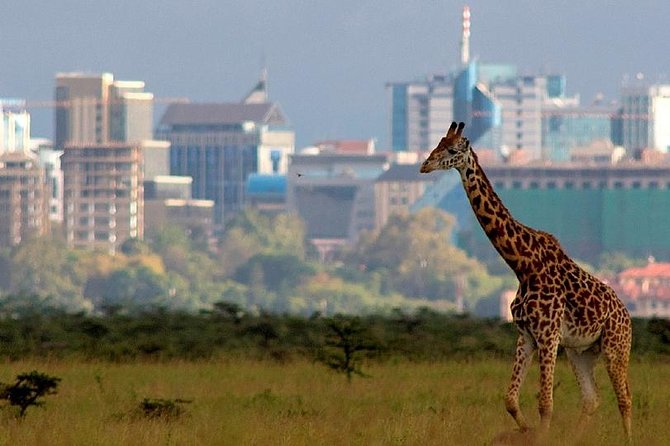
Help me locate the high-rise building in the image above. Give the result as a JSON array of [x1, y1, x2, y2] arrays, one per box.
[[387, 7, 614, 162], [388, 75, 454, 152], [0, 152, 50, 247], [156, 76, 293, 223], [620, 84, 670, 154], [55, 72, 153, 148], [388, 64, 557, 159], [490, 76, 545, 159], [62, 142, 143, 253], [108, 81, 154, 143], [542, 103, 615, 161]]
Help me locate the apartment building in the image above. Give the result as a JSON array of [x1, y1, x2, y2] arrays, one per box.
[[0, 152, 50, 247], [62, 142, 143, 253]]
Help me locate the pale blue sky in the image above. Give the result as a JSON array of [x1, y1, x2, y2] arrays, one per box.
[[1, 0, 668, 148]]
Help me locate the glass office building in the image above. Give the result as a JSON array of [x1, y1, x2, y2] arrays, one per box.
[[157, 102, 294, 223]]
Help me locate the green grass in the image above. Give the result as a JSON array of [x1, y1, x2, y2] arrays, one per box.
[[0, 357, 665, 445]]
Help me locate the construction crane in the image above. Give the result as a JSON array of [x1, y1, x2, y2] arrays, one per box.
[[22, 96, 190, 109]]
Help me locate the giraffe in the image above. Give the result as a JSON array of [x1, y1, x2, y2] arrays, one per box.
[[420, 122, 632, 441]]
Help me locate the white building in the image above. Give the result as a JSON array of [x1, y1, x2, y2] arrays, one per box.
[[0, 99, 30, 154], [621, 84, 670, 153]]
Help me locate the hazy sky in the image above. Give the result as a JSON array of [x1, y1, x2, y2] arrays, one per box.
[[1, 0, 669, 148]]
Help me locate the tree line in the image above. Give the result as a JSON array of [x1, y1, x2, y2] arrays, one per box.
[[0, 304, 667, 362], [0, 208, 519, 316]]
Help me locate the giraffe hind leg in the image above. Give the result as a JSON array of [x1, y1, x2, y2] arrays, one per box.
[[565, 345, 600, 434], [602, 318, 633, 442], [505, 334, 535, 431]]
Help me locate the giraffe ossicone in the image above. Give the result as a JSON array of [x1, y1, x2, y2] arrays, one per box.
[[420, 122, 632, 441]]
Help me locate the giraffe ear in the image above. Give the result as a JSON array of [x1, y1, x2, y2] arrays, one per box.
[[456, 122, 465, 136], [446, 121, 458, 137]]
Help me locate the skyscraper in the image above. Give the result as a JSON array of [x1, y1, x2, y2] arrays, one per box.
[[386, 6, 612, 162], [620, 84, 670, 154], [108, 80, 154, 143], [62, 142, 143, 254], [387, 75, 454, 152], [54, 72, 153, 147], [0, 152, 50, 247]]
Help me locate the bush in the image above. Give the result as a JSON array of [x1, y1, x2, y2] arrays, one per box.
[[138, 398, 191, 420]]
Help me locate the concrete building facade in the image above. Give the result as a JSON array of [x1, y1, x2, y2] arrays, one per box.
[[62, 142, 143, 253], [55, 72, 153, 148], [620, 84, 670, 154], [374, 163, 442, 231], [287, 152, 389, 259], [0, 152, 50, 247]]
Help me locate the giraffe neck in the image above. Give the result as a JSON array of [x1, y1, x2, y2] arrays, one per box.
[[457, 151, 539, 279]]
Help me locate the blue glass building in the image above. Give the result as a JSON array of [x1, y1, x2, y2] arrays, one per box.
[[541, 106, 614, 161], [156, 102, 293, 223]]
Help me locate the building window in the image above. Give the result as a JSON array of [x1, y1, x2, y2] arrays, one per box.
[[512, 181, 522, 189], [547, 182, 556, 189]]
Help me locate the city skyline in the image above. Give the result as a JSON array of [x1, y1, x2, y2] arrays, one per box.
[[2, 0, 670, 149]]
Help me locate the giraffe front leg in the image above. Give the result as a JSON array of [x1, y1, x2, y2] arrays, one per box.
[[537, 340, 560, 433], [505, 334, 535, 431]]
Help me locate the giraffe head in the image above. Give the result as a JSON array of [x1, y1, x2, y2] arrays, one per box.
[[419, 121, 471, 173]]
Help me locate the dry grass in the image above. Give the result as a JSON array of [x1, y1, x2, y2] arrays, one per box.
[[0, 357, 665, 445]]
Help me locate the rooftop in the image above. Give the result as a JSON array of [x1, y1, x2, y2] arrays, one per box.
[[619, 262, 670, 279], [159, 102, 286, 126]]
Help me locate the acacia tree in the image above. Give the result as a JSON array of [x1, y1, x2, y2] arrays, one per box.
[[318, 316, 378, 382]]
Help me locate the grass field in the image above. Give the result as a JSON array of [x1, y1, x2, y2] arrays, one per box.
[[0, 357, 666, 445]]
